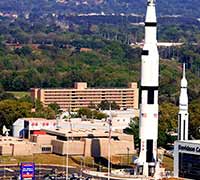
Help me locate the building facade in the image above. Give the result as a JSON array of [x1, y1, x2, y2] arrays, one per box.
[[1, 130, 135, 158], [42, 129, 135, 157], [30, 82, 139, 111]]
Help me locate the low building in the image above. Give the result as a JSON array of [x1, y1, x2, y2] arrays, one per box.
[[174, 140, 200, 179], [102, 109, 139, 130], [30, 82, 139, 111], [0, 136, 52, 156], [13, 114, 138, 139], [3, 129, 135, 158], [43, 128, 135, 157], [13, 118, 57, 138]]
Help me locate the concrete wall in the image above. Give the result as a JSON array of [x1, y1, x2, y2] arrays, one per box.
[[30, 134, 56, 145], [0, 145, 13, 156], [52, 140, 85, 156], [11, 143, 41, 156], [51, 135, 135, 158]]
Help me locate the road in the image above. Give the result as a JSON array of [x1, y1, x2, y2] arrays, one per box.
[[0, 164, 79, 180]]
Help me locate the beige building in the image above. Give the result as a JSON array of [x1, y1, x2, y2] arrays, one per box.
[[0, 136, 53, 156], [0, 129, 135, 158], [31, 82, 139, 111], [44, 129, 135, 157]]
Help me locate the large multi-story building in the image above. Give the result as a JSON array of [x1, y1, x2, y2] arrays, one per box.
[[31, 82, 139, 111]]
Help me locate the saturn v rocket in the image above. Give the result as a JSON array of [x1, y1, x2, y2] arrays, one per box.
[[136, 0, 159, 177], [178, 63, 189, 141]]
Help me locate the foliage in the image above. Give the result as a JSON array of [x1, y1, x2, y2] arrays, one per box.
[[33, 107, 56, 120], [189, 100, 200, 139], [98, 100, 120, 110], [1, 0, 200, 17], [77, 107, 107, 120], [158, 103, 178, 147], [124, 117, 139, 147], [48, 103, 62, 115], [0, 100, 32, 133]]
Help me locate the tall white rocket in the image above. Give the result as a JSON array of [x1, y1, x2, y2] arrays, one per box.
[[137, 0, 159, 177], [178, 63, 189, 141]]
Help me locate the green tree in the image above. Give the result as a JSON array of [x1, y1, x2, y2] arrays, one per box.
[[124, 117, 139, 147], [158, 103, 178, 147], [77, 107, 107, 120], [189, 100, 200, 139], [0, 100, 32, 133], [98, 100, 120, 110], [48, 103, 62, 115]]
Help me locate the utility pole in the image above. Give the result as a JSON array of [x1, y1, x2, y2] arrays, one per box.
[[108, 104, 112, 180]]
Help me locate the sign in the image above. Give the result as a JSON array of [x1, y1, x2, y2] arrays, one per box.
[[20, 162, 35, 180], [178, 144, 200, 153]]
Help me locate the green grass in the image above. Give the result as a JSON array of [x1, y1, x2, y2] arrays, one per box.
[[6, 91, 29, 99], [0, 154, 77, 166], [0, 154, 174, 172]]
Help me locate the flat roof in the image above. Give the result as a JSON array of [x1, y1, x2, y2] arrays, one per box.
[[177, 140, 200, 144], [22, 118, 56, 122], [43, 128, 123, 138]]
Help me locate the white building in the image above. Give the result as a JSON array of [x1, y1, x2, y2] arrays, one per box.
[[13, 118, 57, 138], [102, 109, 139, 130], [13, 110, 137, 139], [174, 140, 200, 179]]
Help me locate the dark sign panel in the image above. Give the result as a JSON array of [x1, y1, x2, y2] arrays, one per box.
[[20, 162, 35, 180], [179, 153, 200, 179]]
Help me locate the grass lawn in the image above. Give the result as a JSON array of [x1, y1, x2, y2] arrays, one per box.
[[6, 91, 30, 99], [0, 154, 77, 167], [162, 156, 173, 171], [0, 154, 135, 168], [0, 154, 174, 172]]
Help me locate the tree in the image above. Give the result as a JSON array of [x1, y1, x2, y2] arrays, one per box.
[[0, 100, 32, 133], [48, 103, 62, 115], [98, 100, 120, 110], [77, 108, 107, 120], [124, 117, 139, 148], [189, 100, 200, 139], [158, 103, 179, 147]]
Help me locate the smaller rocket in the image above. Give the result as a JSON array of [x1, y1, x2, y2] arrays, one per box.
[[178, 63, 189, 141]]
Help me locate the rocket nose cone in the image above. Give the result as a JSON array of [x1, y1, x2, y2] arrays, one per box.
[[181, 78, 187, 87]]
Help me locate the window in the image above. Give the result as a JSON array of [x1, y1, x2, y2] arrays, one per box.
[[42, 147, 51, 152]]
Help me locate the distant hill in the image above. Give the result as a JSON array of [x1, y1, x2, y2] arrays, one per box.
[[0, 0, 200, 17]]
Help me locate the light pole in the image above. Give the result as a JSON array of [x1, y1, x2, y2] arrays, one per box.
[[66, 137, 69, 180], [127, 147, 130, 165], [81, 157, 83, 178], [108, 111, 112, 180]]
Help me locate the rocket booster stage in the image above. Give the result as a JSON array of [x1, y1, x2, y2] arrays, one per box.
[[137, 0, 159, 177]]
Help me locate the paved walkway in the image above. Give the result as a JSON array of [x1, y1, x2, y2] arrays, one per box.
[[82, 170, 150, 180]]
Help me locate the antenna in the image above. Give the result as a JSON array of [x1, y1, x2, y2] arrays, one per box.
[[183, 63, 186, 78]]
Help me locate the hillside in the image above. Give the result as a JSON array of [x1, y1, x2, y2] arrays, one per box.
[[0, 0, 200, 17]]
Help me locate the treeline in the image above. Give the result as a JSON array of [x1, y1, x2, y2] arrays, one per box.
[[1, 0, 200, 17]]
